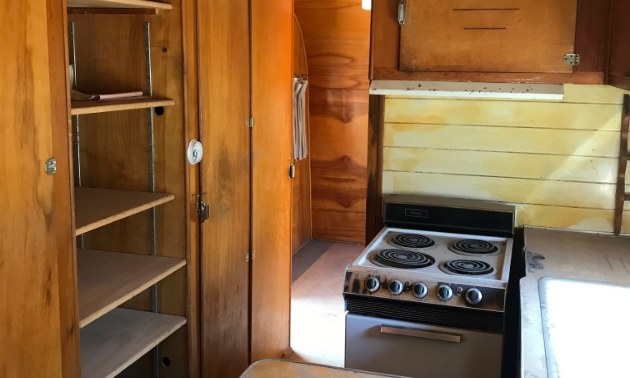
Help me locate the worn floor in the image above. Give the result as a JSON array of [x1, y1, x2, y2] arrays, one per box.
[[284, 241, 364, 367]]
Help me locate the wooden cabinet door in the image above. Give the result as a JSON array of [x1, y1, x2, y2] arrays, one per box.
[[399, 0, 578, 73], [0, 1, 65, 377], [250, 0, 293, 362], [197, 1, 252, 377]]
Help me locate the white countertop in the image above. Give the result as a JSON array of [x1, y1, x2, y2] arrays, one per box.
[[240, 359, 406, 378], [521, 227, 630, 378]]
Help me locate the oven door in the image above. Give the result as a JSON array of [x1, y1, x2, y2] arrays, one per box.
[[345, 313, 503, 378]]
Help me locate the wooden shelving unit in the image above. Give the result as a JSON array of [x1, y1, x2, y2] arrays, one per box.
[[67, 0, 172, 10], [74, 187, 174, 235], [71, 97, 175, 116], [80, 308, 186, 378], [78, 249, 186, 328]]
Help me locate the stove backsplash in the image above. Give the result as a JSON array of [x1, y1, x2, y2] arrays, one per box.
[[382, 84, 628, 235]]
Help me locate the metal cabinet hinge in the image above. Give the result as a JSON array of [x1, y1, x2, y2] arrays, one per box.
[[246, 250, 256, 263], [196, 194, 210, 223], [45, 158, 57, 175], [563, 53, 580, 66], [289, 163, 296, 179], [246, 118, 255, 128], [398, 0, 406, 25]]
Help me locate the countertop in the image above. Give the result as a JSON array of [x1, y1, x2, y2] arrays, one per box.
[[520, 227, 630, 378], [240, 360, 406, 378]]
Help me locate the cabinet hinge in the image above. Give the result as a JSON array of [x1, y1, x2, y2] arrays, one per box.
[[196, 194, 210, 223], [246, 250, 256, 263], [45, 158, 57, 175], [246, 118, 255, 128], [563, 53, 580, 66], [397, 0, 406, 25], [289, 163, 296, 179]]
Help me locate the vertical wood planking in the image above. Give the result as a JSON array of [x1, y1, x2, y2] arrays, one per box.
[[295, 0, 372, 243], [292, 15, 313, 253], [197, 1, 251, 377], [365, 95, 385, 244], [0, 1, 64, 376], [251, 0, 293, 362]]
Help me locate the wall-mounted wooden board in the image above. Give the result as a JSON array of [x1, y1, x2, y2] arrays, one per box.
[[399, 0, 578, 73], [74, 187, 174, 235], [71, 97, 174, 116], [67, 0, 172, 10], [78, 249, 185, 328], [80, 309, 186, 378]]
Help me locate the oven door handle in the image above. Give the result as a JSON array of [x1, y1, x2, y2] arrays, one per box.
[[380, 325, 462, 343]]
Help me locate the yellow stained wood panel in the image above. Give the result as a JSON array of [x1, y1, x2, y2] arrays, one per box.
[[384, 148, 617, 184], [384, 98, 621, 130], [383, 123, 620, 158], [382, 171, 616, 210], [515, 205, 630, 235]]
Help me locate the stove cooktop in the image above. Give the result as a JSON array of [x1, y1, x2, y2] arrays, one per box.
[[344, 227, 514, 312]]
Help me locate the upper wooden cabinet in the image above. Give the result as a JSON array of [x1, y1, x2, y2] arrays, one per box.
[[370, 0, 612, 84]]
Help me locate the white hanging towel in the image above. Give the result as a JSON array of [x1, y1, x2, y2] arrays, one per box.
[[293, 77, 309, 161]]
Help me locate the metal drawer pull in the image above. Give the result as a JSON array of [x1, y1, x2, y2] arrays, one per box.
[[381, 326, 462, 343]]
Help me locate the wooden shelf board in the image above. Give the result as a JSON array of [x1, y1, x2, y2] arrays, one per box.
[[78, 249, 186, 328], [71, 97, 174, 116], [74, 187, 174, 236], [67, 0, 172, 10], [81, 309, 186, 378]]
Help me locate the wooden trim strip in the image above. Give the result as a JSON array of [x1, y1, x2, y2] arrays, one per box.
[[614, 95, 630, 234], [365, 95, 385, 245]]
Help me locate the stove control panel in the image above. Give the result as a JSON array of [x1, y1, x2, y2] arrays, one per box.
[[345, 270, 506, 312]]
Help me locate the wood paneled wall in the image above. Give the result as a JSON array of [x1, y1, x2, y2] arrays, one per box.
[[295, 0, 371, 244], [382, 85, 630, 234]]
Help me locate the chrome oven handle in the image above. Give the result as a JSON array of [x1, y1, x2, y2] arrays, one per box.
[[380, 325, 462, 343]]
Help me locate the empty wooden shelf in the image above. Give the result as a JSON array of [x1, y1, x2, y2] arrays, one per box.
[[74, 187, 174, 235], [71, 97, 175, 116], [80, 308, 186, 378], [78, 249, 186, 328], [67, 0, 172, 10]]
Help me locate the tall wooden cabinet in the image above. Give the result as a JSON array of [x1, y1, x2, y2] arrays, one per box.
[[2, 0, 292, 377]]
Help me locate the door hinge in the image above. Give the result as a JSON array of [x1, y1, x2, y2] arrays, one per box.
[[246, 250, 256, 263], [246, 118, 255, 128], [398, 0, 406, 25], [45, 158, 57, 175], [563, 53, 580, 66], [289, 163, 296, 179], [196, 194, 210, 223]]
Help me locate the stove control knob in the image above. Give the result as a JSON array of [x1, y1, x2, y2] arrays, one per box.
[[437, 285, 453, 301], [412, 282, 428, 298], [466, 288, 483, 305], [365, 277, 380, 293], [388, 280, 403, 295]]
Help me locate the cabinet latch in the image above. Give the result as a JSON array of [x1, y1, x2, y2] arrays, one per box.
[[196, 194, 210, 223], [246, 118, 255, 128], [246, 250, 256, 263], [45, 158, 56, 175], [289, 163, 296, 179], [398, 0, 406, 25], [563, 53, 580, 66]]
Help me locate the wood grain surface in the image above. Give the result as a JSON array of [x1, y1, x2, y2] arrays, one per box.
[[370, 0, 607, 84], [196, 1, 251, 377], [80, 309, 186, 378], [0, 1, 64, 376], [399, 0, 578, 73], [70, 5, 192, 375], [74, 187, 174, 235], [295, 0, 371, 243], [292, 15, 313, 253], [381, 85, 630, 235], [251, 0, 293, 363], [47, 0, 82, 375], [71, 97, 175, 115], [78, 249, 185, 327]]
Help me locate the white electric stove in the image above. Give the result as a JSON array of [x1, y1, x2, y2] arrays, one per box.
[[344, 195, 515, 378]]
